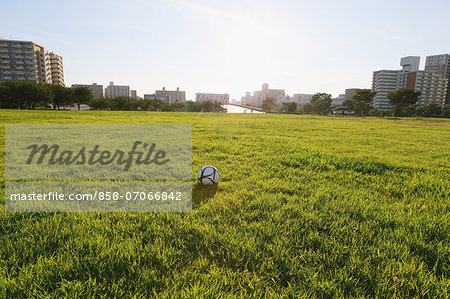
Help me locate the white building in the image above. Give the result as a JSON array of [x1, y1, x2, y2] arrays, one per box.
[[425, 54, 450, 104], [44, 51, 64, 85], [105, 81, 130, 98], [373, 56, 447, 110], [144, 94, 169, 102], [274, 94, 288, 105], [131, 90, 139, 99], [372, 57, 418, 110], [241, 92, 252, 106], [291, 94, 314, 107], [344, 88, 361, 100], [0, 38, 64, 85], [155, 87, 185, 103], [196, 92, 229, 104], [406, 71, 447, 107], [330, 88, 362, 107], [71, 83, 104, 98], [241, 83, 285, 107], [372, 70, 403, 110]]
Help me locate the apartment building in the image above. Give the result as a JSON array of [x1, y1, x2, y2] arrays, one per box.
[[143, 94, 169, 102], [45, 51, 64, 85], [0, 38, 64, 85], [155, 87, 186, 103], [254, 83, 285, 107], [34, 43, 47, 84], [344, 88, 361, 100], [71, 83, 104, 98], [241, 83, 285, 107], [291, 93, 314, 107], [241, 92, 252, 106], [196, 92, 229, 104], [371, 56, 448, 110], [425, 54, 450, 104], [372, 70, 403, 110], [130, 90, 138, 99], [105, 81, 130, 98], [406, 71, 447, 106]]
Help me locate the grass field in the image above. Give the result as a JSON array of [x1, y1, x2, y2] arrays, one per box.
[[0, 110, 449, 298]]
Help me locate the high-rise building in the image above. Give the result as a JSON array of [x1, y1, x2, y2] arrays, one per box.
[[143, 93, 169, 102], [241, 83, 285, 107], [71, 83, 104, 98], [344, 88, 361, 100], [241, 92, 252, 105], [425, 54, 450, 104], [254, 83, 285, 107], [372, 70, 404, 110], [45, 51, 64, 85], [406, 71, 447, 107], [291, 94, 314, 107], [105, 81, 130, 98], [33, 43, 47, 84], [0, 38, 64, 85], [372, 56, 447, 110], [130, 90, 138, 99], [196, 92, 229, 104], [155, 87, 186, 103]]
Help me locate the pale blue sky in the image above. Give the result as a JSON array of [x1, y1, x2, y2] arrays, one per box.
[[2, 0, 450, 100]]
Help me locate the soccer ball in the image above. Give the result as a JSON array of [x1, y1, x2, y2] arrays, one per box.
[[197, 165, 220, 185]]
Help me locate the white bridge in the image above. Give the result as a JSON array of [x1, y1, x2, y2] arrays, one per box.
[[222, 104, 263, 113]]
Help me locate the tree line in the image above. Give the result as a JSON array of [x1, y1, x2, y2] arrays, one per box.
[[90, 97, 225, 112], [262, 89, 450, 117], [1, 81, 449, 116], [0, 81, 92, 110], [0, 81, 225, 112]]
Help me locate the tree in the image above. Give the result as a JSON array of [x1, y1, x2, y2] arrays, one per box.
[[146, 99, 165, 111], [0, 81, 50, 109], [89, 98, 110, 110], [349, 89, 376, 115], [0, 81, 21, 108], [262, 98, 277, 112], [48, 84, 74, 110], [387, 88, 421, 117], [404, 104, 421, 117], [442, 104, 450, 118], [280, 102, 290, 113], [288, 102, 297, 113], [310, 93, 332, 114], [73, 86, 93, 110], [422, 103, 443, 117], [280, 102, 297, 113], [342, 99, 353, 109], [20, 81, 51, 109], [111, 96, 132, 110], [302, 103, 313, 113], [212, 101, 225, 112]]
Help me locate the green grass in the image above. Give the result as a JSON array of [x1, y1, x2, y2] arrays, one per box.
[[0, 110, 449, 298]]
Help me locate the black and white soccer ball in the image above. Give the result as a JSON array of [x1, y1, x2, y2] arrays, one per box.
[[197, 165, 220, 185]]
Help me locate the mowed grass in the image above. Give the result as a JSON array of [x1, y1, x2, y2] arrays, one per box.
[[0, 110, 449, 298]]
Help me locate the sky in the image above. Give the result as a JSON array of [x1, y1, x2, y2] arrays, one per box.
[[2, 0, 450, 100]]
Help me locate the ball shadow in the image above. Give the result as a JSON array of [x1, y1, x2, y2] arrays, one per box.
[[192, 183, 218, 206]]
